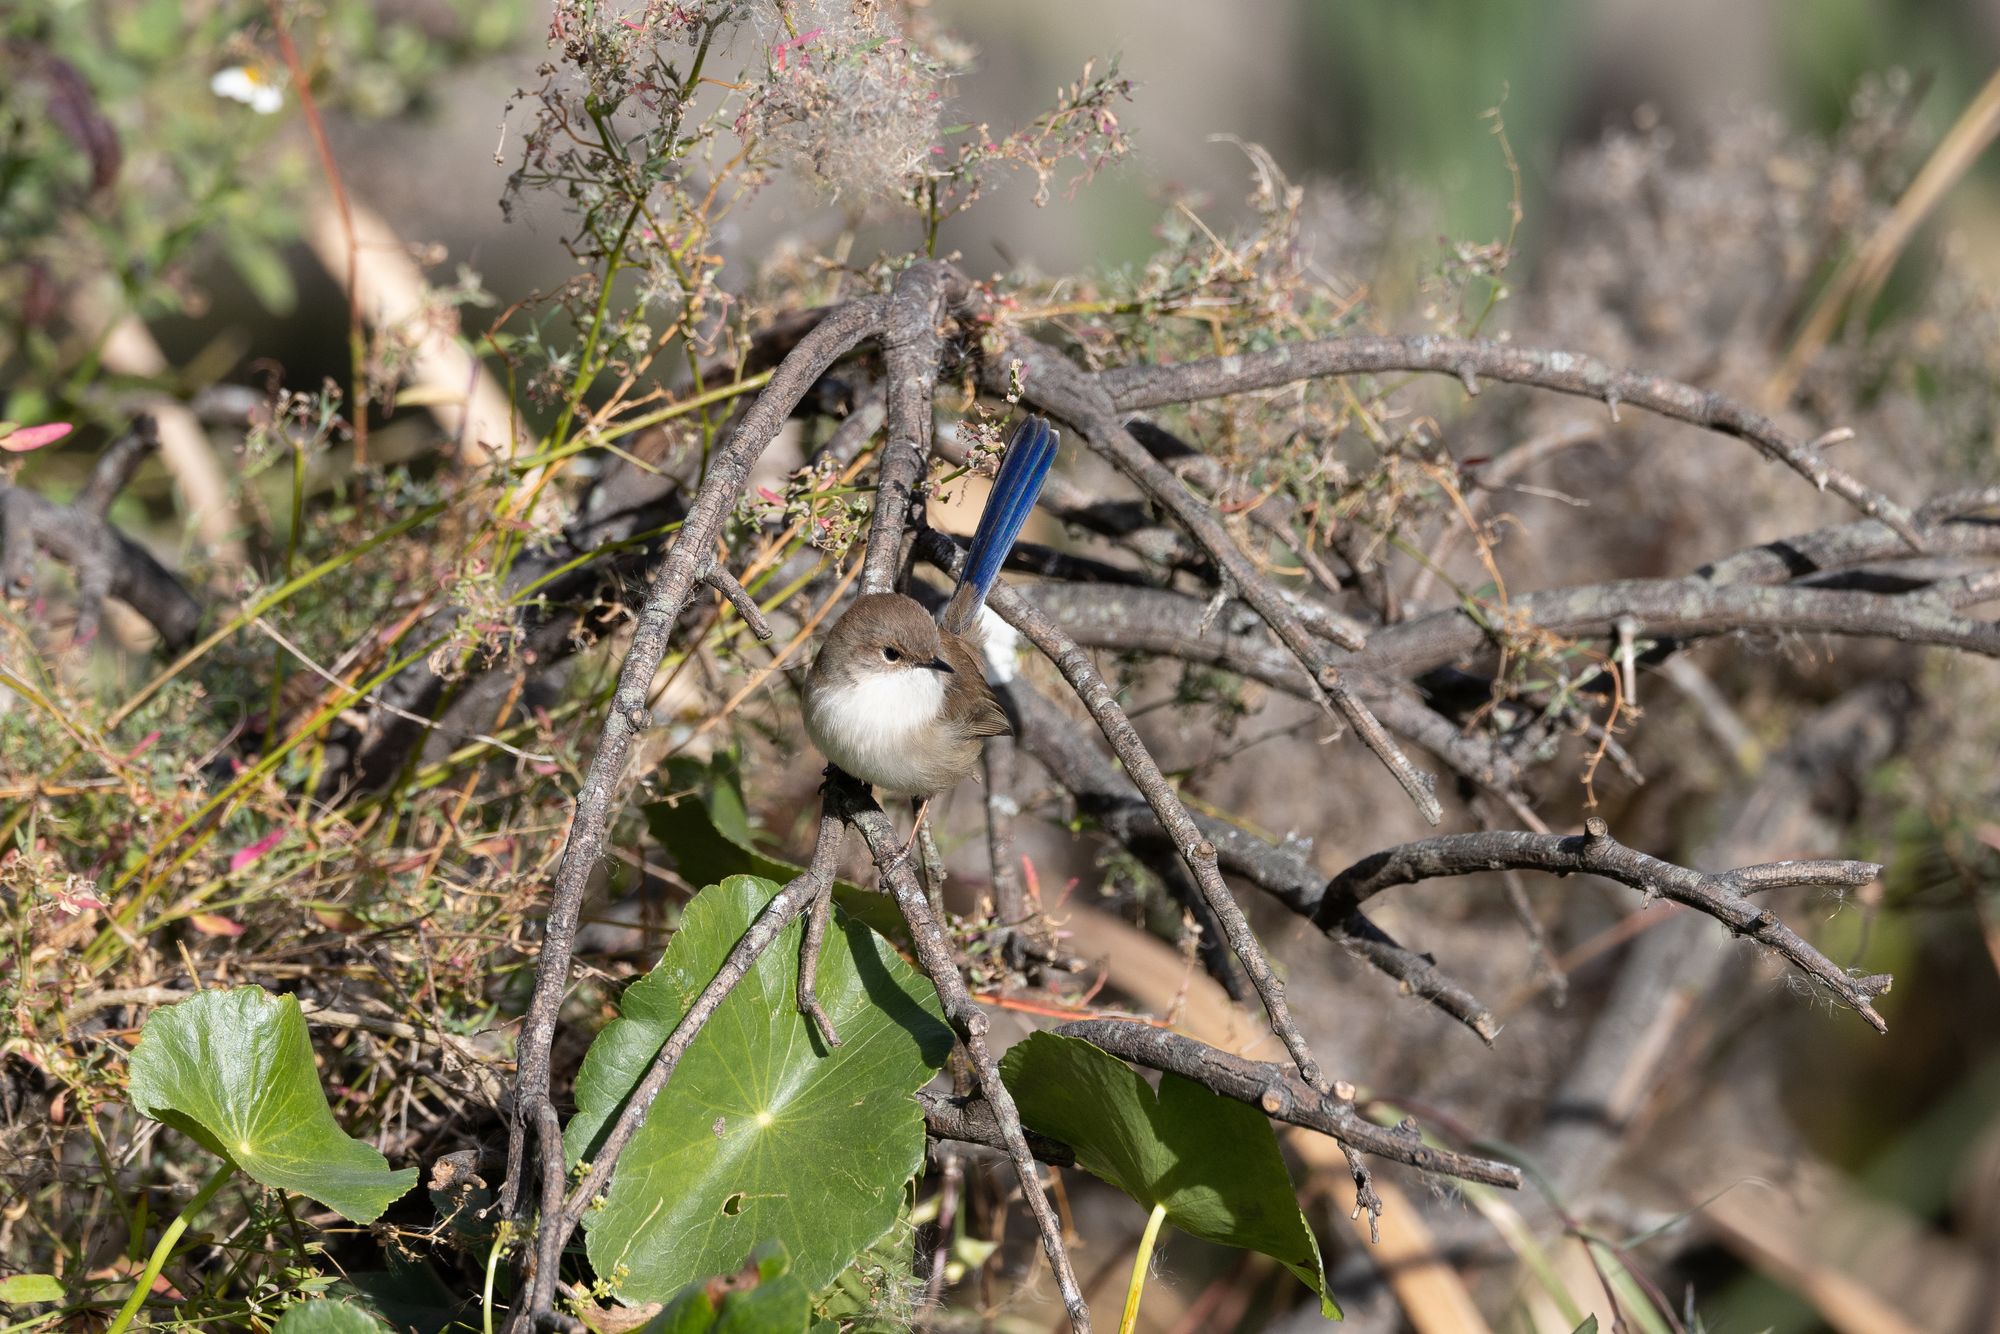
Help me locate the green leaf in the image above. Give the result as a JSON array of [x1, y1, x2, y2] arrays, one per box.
[[0, 1274, 66, 1305], [1570, 1319, 1600, 1334], [639, 1243, 812, 1334], [644, 757, 904, 944], [128, 987, 419, 1223], [568, 876, 953, 1303], [272, 1301, 391, 1333], [1001, 1032, 1339, 1318]]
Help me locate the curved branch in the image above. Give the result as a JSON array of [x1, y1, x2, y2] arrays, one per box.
[[0, 415, 203, 649], [1052, 1019, 1522, 1189], [1096, 334, 1918, 540], [1313, 822, 1891, 1031]]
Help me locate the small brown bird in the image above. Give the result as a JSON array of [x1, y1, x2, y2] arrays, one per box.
[[803, 416, 1058, 803]]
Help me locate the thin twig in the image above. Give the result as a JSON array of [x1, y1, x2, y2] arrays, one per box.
[[1097, 333, 1921, 542], [839, 777, 1093, 1333], [702, 566, 773, 640]]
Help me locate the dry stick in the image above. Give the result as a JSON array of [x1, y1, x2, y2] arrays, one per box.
[[1051, 1018, 1522, 1189], [796, 874, 840, 1047], [860, 262, 957, 595], [913, 532, 1330, 1089], [992, 340, 1443, 828], [501, 295, 888, 1324], [840, 783, 1093, 1334], [549, 810, 849, 1247], [1001, 673, 1503, 1041], [0, 416, 203, 650], [701, 566, 774, 640], [917, 1090, 1077, 1166], [1310, 821, 1892, 1031], [1096, 333, 1922, 544], [1350, 574, 2000, 680]]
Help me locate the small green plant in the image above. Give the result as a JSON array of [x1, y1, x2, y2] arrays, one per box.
[[118, 987, 419, 1332]]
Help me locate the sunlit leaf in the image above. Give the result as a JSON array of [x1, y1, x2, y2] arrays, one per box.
[[568, 876, 952, 1303], [0, 1274, 66, 1305], [1001, 1032, 1339, 1318], [128, 987, 419, 1223]]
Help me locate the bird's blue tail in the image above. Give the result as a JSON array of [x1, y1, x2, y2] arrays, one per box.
[[940, 415, 1058, 634]]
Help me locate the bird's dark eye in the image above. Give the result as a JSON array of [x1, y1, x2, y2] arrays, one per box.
[[882, 646, 902, 663]]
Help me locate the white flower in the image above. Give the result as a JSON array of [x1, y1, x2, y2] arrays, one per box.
[[211, 65, 284, 115]]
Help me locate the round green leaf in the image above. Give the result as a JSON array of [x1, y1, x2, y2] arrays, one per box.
[[128, 987, 419, 1223], [1001, 1032, 1338, 1318], [273, 1300, 391, 1333], [568, 876, 952, 1303]]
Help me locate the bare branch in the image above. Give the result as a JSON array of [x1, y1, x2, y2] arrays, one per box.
[[1096, 334, 1920, 540], [0, 415, 203, 650], [1312, 821, 1891, 1031], [861, 262, 958, 594], [1052, 1018, 1523, 1188], [702, 566, 773, 640]]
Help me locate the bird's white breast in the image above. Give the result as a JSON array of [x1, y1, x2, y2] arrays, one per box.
[[805, 667, 953, 796]]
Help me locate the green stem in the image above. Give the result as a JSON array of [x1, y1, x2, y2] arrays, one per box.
[[105, 1163, 233, 1334], [1120, 1203, 1168, 1334], [481, 1220, 512, 1334]]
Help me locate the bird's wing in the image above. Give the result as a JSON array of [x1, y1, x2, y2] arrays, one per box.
[[941, 632, 1012, 738]]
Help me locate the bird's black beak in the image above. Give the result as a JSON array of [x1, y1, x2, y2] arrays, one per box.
[[924, 655, 954, 674]]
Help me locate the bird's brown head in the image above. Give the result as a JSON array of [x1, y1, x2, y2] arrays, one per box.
[[814, 593, 953, 686]]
